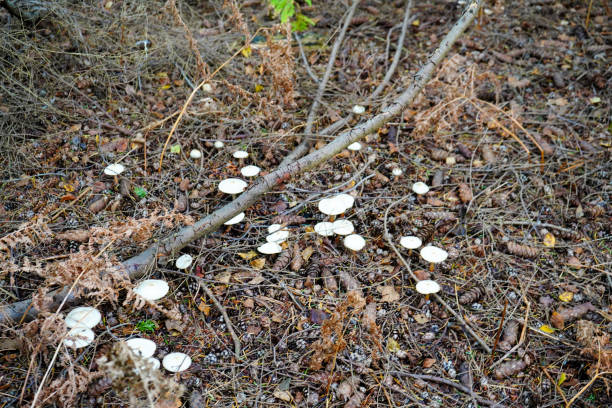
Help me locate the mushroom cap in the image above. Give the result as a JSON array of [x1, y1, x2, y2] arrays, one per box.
[[232, 150, 249, 159], [392, 168, 403, 176], [412, 182, 430, 195], [268, 224, 282, 234], [175, 254, 193, 269], [104, 163, 125, 176], [240, 165, 261, 177], [415, 279, 441, 295], [318, 198, 346, 216], [218, 178, 247, 194], [135, 357, 161, 373], [257, 242, 282, 254], [202, 83, 213, 93], [189, 149, 202, 159], [314, 222, 335, 237], [64, 327, 95, 348], [266, 229, 289, 244], [399, 236, 422, 250], [352, 105, 366, 115], [334, 193, 355, 210], [224, 212, 245, 225], [162, 352, 192, 373], [65, 306, 102, 329], [332, 219, 354, 235], [126, 338, 157, 358], [133, 279, 169, 301], [347, 142, 362, 151], [344, 234, 366, 251], [214, 141, 225, 149], [420, 245, 448, 264]]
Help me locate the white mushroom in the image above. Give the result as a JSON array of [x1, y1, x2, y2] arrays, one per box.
[[175, 254, 193, 269], [344, 234, 366, 251], [352, 105, 366, 115], [65, 306, 102, 329], [133, 279, 169, 301], [314, 222, 335, 237], [347, 142, 362, 151], [392, 168, 403, 176], [64, 327, 95, 348], [266, 229, 289, 244], [334, 193, 355, 210], [218, 178, 247, 194], [415, 279, 441, 295], [257, 242, 282, 254], [162, 352, 192, 373], [332, 219, 354, 236], [189, 149, 202, 159], [318, 198, 346, 216], [224, 212, 245, 225], [400, 236, 422, 250], [412, 182, 430, 195], [232, 150, 249, 159], [420, 245, 448, 271], [214, 141, 225, 149], [240, 165, 261, 177], [126, 338, 157, 358], [268, 224, 282, 234], [104, 163, 125, 176]]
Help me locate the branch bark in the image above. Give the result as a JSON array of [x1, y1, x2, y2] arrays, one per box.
[[0, 0, 483, 324]]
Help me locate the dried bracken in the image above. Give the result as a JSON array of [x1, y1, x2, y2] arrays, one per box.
[[459, 287, 483, 304], [506, 241, 539, 258], [494, 354, 533, 380], [575, 320, 612, 376], [550, 302, 596, 329], [0, 217, 52, 260], [498, 320, 520, 351]]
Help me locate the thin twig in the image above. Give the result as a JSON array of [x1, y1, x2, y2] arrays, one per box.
[[294, 32, 319, 83], [200, 280, 241, 358]]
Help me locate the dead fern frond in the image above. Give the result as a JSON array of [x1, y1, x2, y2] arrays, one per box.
[[0, 217, 52, 260]]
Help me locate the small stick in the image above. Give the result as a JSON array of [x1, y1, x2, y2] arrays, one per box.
[[489, 298, 508, 359], [489, 300, 531, 369], [200, 281, 241, 359]]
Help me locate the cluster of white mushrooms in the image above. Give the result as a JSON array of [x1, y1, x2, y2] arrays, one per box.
[[315, 193, 366, 252], [62, 253, 197, 373]]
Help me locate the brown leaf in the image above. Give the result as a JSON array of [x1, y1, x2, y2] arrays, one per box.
[[423, 358, 436, 368], [89, 196, 108, 213], [250, 258, 266, 270], [377, 285, 400, 303], [179, 178, 191, 192]]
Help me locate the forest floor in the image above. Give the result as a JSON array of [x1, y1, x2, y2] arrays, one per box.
[[0, 0, 610, 407]]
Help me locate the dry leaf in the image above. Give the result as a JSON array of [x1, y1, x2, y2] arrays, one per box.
[[387, 338, 400, 353], [89, 196, 108, 213], [413, 313, 429, 324], [217, 271, 232, 284], [543, 232, 556, 248], [540, 324, 555, 334], [248, 275, 265, 285], [423, 358, 436, 368], [377, 285, 400, 302], [558, 291, 573, 302], [301, 246, 314, 262], [273, 389, 291, 402], [238, 251, 258, 260], [250, 258, 266, 270], [197, 302, 210, 316]]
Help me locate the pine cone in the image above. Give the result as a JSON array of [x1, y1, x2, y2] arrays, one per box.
[[272, 249, 291, 271], [430, 148, 448, 161], [270, 214, 307, 225], [459, 287, 483, 304], [416, 223, 437, 244], [494, 354, 532, 380], [506, 242, 539, 258], [498, 320, 519, 351]]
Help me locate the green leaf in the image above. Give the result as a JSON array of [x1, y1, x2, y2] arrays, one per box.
[[170, 144, 181, 154], [133, 186, 147, 198], [291, 13, 315, 32], [136, 319, 157, 333]]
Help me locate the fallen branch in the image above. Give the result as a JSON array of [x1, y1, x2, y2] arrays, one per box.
[[0, 0, 483, 324]]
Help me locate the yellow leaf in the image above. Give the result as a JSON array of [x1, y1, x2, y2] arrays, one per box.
[[387, 338, 400, 353], [241, 46, 252, 58], [411, 19, 420, 26], [557, 372, 567, 386], [238, 251, 258, 260], [63, 183, 75, 192], [558, 291, 573, 302], [160, 84, 171, 90], [539, 324, 555, 334], [543, 233, 556, 248], [254, 84, 264, 92], [197, 302, 210, 316], [250, 258, 265, 270]]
